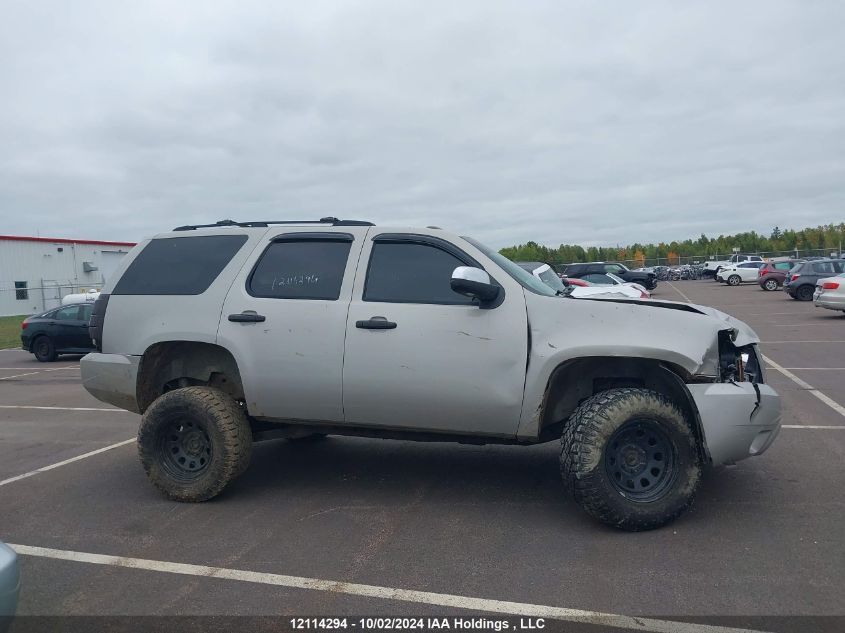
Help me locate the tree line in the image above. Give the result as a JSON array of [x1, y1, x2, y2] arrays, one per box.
[[499, 223, 845, 267]]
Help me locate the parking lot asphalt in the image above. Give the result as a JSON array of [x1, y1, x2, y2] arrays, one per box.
[[1, 281, 843, 633]]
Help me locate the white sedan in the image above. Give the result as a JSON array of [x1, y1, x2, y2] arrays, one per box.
[[717, 262, 766, 286], [577, 271, 651, 298], [814, 273, 845, 313], [516, 263, 649, 299]]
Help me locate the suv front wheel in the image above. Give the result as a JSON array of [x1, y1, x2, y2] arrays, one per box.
[[138, 386, 252, 502], [560, 388, 701, 531]]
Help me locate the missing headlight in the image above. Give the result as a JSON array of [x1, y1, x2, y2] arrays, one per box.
[[719, 331, 762, 383]]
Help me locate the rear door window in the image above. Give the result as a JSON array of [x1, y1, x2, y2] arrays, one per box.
[[113, 235, 248, 295], [248, 235, 352, 300], [54, 306, 81, 321], [582, 273, 615, 284], [813, 262, 836, 275]]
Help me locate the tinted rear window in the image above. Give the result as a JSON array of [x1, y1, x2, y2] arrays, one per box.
[[113, 235, 248, 295], [812, 261, 843, 275], [248, 238, 352, 300]]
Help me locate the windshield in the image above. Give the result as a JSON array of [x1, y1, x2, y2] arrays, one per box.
[[462, 236, 557, 296], [537, 265, 567, 292], [605, 272, 626, 285]]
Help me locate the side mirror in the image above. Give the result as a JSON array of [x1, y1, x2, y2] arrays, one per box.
[[450, 266, 500, 303]]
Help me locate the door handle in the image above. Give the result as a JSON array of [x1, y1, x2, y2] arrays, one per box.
[[356, 316, 397, 330], [228, 312, 266, 323]]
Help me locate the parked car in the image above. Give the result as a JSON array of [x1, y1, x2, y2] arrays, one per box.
[[785, 259, 845, 301], [81, 218, 780, 531], [758, 260, 802, 291], [563, 262, 657, 290], [577, 271, 651, 298], [703, 254, 764, 279], [561, 277, 590, 287], [0, 542, 19, 632], [716, 262, 766, 285], [814, 273, 845, 313], [20, 302, 95, 362], [517, 262, 648, 299]]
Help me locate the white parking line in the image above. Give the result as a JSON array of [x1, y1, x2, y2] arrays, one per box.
[[0, 439, 135, 487], [7, 544, 763, 633], [0, 367, 79, 381], [763, 355, 845, 419], [0, 371, 40, 380], [0, 405, 128, 412], [665, 281, 692, 303], [0, 367, 74, 370], [770, 323, 842, 327], [782, 367, 845, 370], [760, 340, 845, 344], [782, 425, 845, 429]]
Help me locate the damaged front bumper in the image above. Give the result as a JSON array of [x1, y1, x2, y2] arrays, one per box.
[[687, 382, 782, 466]]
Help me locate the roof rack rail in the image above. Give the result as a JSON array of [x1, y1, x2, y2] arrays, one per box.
[[173, 218, 374, 231]]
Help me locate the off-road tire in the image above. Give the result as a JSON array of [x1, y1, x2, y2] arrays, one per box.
[[560, 388, 701, 531], [32, 335, 57, 362], [763, 278, 779, 291], [727, 275, 741, 286], [138, 386, 252, 502], [795, 285, 814, 301]]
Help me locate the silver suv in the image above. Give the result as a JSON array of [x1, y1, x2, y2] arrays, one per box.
[[81, 218, 781, 531]]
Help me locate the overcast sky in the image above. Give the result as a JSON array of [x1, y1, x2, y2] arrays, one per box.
[[1, 1, 843, 248]]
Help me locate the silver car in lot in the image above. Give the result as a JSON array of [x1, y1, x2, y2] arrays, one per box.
[[814, 272, 845, 313], [0, 542, 19, 632]]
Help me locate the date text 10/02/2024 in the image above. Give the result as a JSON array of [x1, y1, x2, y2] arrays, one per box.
[[289, 618, 546, 631]]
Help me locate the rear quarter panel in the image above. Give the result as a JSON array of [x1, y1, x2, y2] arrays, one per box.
[[101, 230, 269, 355]]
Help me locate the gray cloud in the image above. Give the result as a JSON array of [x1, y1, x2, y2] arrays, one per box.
[[1, 0, 844, 248]]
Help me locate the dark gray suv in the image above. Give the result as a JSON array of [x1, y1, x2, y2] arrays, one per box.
[[785, 259, 845, 301]]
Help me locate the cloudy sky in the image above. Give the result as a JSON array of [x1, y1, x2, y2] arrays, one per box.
[[1, 1, 843, 248]]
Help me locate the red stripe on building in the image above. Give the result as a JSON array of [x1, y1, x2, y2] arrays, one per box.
[[0, 235, 136, 247]]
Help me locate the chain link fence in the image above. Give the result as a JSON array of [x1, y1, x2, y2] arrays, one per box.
[[0, 279, 104, 317]]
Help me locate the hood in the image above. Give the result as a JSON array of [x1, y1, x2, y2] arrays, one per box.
[[572, 296, 760, 346]]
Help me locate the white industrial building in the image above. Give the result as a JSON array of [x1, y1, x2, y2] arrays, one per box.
[[0, 235, 135, 317]]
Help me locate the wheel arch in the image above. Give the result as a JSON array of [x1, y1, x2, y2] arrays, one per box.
[[537, 356, 709, 462], [136, 341, 245, 413]]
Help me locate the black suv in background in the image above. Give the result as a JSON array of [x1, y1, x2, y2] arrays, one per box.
[[784, 259, 845, 301], [563, 262, 657, 290]]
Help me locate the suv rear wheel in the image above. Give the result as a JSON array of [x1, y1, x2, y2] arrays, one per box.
[[560, 388, 701, 531], [138, 386, 252, 502], [763, 278, 779, 291], [795, 285, 814, 301]]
